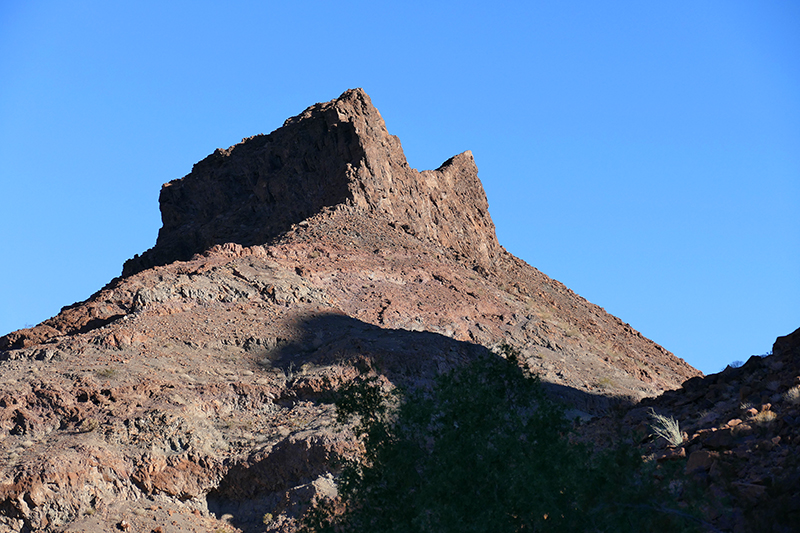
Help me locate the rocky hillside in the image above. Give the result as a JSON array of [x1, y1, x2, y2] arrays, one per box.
[[631, 327, 799, 532], [0, 89, 700, 532]]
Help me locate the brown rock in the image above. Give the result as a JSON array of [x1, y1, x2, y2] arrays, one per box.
[[686, 449, 720, 473], [731, 481, 766, 505], [773, 327, 800, 359], [702, 428, 735, 450], [122, 89, 501, 278], [655, 447, 686, 462]]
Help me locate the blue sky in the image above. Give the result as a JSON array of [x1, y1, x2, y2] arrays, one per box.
[[1, 1, 797, 375]]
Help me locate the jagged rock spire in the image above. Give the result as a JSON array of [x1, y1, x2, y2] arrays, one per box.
[[123, 88, 500, 276]]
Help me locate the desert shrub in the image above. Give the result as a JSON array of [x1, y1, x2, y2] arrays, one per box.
[[782, 385, 800, 405], [595, 376, 615, 389], [753, 409, 777, 427], [301, 346, 706, 533], [95, 367, 117, 379], [649, 408, 683, 447]]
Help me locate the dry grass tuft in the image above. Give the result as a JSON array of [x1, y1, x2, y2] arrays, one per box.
[[649, 408, 683, 447], [782, 385, 800, 405], [753, 410, 777, 427]]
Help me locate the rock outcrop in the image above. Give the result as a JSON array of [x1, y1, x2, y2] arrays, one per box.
[[581, 327, 800, 532], [0, 89, 702, 532], [122, 89, 500, 277]]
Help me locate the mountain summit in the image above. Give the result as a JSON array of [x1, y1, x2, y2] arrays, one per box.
[[123, 89, 500, 277], [0, 89, 700, 532]]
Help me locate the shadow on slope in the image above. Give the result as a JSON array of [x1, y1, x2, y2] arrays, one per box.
[[267, 313, 629, 414], [208, 312, 630, 531]]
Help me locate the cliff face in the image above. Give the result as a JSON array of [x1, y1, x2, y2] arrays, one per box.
[[123, 89, 500, 277], [0, 89, 702, 532]]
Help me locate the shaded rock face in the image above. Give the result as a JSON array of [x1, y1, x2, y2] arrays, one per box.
[[123, 89, 500, 277], [0, 89, 702, 532], [582, 326, 800, 532]]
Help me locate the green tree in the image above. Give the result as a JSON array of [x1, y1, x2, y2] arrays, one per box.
[[303, 346, 707, 532]]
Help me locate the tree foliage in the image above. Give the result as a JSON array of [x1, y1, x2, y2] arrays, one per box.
[[302, 346, 706, 532]]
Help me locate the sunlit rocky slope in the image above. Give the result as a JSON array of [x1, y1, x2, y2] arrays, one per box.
[[0, 89, 699, 532]]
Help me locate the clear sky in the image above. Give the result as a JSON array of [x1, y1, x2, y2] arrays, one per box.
[[1, 1, 797, 375]]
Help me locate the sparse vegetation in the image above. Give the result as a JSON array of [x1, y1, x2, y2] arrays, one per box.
[[284, 362, 296, 381], [753, 409, 777, 427], [301, 346, 706, 532], [648, 408, 683, 447], [78, 418, 99, 433], [95, 367, 117, 379], [783, 385, 800, 405], [595, 376, 615, 389], [694, 409, 711, 421]]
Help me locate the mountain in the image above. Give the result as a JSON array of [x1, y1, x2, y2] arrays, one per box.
[[0, 89, 700, 532]]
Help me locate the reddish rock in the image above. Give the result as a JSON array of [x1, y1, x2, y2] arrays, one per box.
[[122, 89, 502, 278], [701, 428, 735, 450], [655, 447, 686, 462], [686, 450, 719, 473]]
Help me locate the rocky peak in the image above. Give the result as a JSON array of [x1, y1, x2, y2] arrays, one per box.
[[123, 88, 501, 277], [0, 89, 713, 532]]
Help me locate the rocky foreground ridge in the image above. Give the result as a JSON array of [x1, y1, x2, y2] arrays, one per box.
[[1, 89, 700, 532], [570, 327, 800, 532]]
